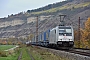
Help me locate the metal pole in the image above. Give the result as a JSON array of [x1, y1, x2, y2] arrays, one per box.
[[36, 16, 38, 45], [78, 17, 80, 48]]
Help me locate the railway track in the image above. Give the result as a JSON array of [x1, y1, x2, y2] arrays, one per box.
[[41, 46, 90, 57], [18, 51, 22, 60], [17, 48, 35, 60], [37, 46, 90, 60], [66, 50, 90, 57], [73, 48, 90, 53], [26, 49, 35, 60]]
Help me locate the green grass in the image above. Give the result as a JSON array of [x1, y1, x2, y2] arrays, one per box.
[[0, 45, 31, 60], [0, 54, 18, 60], [22, 47, 31, 60], [0, 45, 21, 60], [0, 45, 16, 51]]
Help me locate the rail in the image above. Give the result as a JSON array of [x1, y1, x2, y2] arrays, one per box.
[[26, 49, 35, 60], [18, 51, 22, 60]]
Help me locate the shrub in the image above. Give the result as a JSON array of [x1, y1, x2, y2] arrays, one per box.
[[0, 51, 7, 57]]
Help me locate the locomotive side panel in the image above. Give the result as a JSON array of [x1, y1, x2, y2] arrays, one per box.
[[49, 28, 57, 44]]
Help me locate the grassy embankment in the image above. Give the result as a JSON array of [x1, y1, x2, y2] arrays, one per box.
[[27, 46, 69, 60], [0, 45, 70, 60]]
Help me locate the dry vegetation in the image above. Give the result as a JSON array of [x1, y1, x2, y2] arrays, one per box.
[[27, 46, 69, 60], [74, 17, 90, 49]]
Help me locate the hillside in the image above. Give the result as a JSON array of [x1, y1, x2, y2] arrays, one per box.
[[0, 0, 90, 39]]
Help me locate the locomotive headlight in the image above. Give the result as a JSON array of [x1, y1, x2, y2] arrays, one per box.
[[58, 42, 62, 44], [59, 42, 62, 44], [69, 42, 73, 44]]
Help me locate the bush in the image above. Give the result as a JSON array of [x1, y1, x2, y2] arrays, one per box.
[[0, 51, 7, 57]]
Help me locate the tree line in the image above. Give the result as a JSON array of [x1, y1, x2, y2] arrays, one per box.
[[27, 0, 73, 13]]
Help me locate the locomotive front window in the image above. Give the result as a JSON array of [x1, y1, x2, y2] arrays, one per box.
[[59, 29, 65, 33], [59, 29, 72, 36], [59, 29, 71, 33], [59, 33, 72, 36], [66, 29, 71, 33]]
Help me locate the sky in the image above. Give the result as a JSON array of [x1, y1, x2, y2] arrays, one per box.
[[0, 0, 65, 18]]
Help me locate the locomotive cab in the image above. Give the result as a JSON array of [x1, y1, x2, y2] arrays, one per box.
[[49, 26, 74, 49]]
